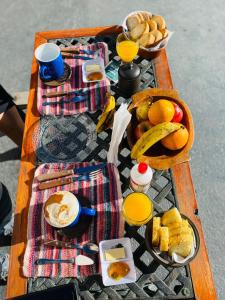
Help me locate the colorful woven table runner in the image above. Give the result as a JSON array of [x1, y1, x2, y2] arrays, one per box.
[[23, 162, 124, 278], [37, 42, 110, 115]]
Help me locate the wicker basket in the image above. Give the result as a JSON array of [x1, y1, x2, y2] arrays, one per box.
[[127, 89, 194, 170], [122, 11, 170, 59]]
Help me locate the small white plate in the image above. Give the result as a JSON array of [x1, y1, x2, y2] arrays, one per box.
[[82, 57, 105, 83], [99, 237, 136, 286]]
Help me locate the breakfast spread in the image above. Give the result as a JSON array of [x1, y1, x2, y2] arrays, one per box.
[[125, 12, 168, 48], [151, 208, 194, 258]]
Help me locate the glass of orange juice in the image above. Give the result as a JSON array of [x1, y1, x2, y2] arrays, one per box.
[[116, 33, 141, 97], [122, 192, 153, 226], [116, 39, 139, 63]]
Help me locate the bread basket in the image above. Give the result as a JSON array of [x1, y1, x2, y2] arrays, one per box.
[[122, 11, 172, 59], [127, 89, 194, 170]]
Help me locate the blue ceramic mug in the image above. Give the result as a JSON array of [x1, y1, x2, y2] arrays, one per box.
[[35, 43, 64, 81], [44, 191, 96, 229]]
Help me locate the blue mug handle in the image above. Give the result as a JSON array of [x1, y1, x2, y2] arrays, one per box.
[[80, 207, 96, 216], [40, 65, 52, 80]]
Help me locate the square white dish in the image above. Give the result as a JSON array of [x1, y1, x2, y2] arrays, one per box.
[[82, 57, 105, 83], [99, 237, 136, 286]]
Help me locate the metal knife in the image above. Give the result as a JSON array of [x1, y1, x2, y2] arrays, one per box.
[[42, 95, 88, 106], [37, 163, 106, 182], [43, 89, 89, 98], [38, 174, 89, 190]]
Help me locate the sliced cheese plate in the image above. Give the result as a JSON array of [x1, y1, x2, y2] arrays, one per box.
[[99, 237, 136, 286]]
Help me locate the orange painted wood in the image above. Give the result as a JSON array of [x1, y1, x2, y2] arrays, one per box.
[[172, 163, 217, 300], [6, 33, 46, 299], [153, 50, 217, 299], [6, 26, 217, 300], [38, 25, 122, 40]]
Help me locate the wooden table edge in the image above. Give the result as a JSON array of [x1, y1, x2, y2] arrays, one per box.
[[154, 49, 217, 299], [6, 26, 217, 300]]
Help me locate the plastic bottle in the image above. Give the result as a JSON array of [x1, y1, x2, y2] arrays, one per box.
[[130, 162, 153, 193]]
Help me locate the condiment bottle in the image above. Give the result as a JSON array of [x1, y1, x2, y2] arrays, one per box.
[[130, 162, 153, 193]]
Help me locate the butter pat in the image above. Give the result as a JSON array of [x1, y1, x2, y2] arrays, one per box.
[[86, 64, 101, 73], [104, 247, 126, 261]]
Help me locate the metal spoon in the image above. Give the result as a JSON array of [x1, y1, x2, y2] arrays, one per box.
[[35, 254, 94, 265], [42, 239, 99, 255]]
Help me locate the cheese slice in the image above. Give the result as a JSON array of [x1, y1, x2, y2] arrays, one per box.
[[86, 64, 101, 73], [104, 247, 126, 261]]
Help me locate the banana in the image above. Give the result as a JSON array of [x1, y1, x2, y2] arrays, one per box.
[[131, 122, 182, 159], [96, 94, 116, 133]]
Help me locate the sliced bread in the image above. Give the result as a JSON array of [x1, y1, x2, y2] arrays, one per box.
[[152, 15, 166, 30], [126, 14, 141, 31], [130, 22, 149, 41], [139, 32, 155, 48]]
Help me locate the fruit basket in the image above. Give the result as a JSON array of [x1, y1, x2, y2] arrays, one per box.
[[127, 88, 194, 170]]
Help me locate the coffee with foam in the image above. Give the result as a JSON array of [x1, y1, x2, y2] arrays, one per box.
[[44, 191, 79, 228]]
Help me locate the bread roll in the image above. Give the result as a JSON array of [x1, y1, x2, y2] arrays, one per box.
[[130, 22, 149, 41], [139, 32, 155, 48], [152, 15, 166, 30], [159, 227, 169, 252], [160, 28, 169, 38], [162, 207, 182, 226], [147, 19, 157, 31], [126, 14, 141, 31], [150, 30, 163, 43], [137, 12, 145, 23], [152, 217, 161, 246], [141, 12, 152, 21]]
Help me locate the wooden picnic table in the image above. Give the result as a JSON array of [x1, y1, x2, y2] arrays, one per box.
[[6, 26, 217, 300]]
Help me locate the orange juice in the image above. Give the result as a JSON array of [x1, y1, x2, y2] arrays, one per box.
[[122, 192, 153, 226], [116, 41, 139, 63]]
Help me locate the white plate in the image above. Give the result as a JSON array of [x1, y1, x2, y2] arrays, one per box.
[[99, 237, 136, 286], [82, 57, 105, 83]]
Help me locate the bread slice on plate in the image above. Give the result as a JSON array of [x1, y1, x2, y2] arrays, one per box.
[[139, 32, 155, 48], [126, 14, 141, 31], [130, 22, 149, 41]]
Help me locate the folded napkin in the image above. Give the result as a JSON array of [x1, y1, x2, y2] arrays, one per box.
[[23, 162, 124, 278], [37, 42, 110, 115]]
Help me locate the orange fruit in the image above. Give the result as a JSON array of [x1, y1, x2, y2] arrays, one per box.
[[148, 99, 175, 125], [161, 124, 189, 150]]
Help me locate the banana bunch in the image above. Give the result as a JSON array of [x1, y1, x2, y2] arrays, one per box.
[[131, 122, 182, 159], [96, 94, 116, 133]]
